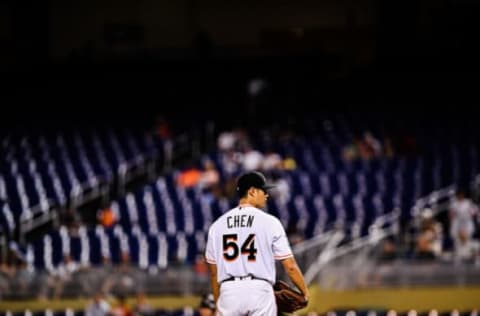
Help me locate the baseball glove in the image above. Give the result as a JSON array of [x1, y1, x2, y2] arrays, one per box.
[[273, 280, 308, 313]]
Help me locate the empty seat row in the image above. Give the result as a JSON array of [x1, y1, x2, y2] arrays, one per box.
[[0, 128, 161, 225], [27, 225, 206, 270]]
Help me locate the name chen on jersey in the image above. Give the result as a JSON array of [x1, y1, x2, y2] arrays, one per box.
[[227, 215, 254, 228]]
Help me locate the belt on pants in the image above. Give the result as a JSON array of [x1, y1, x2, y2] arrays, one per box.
[[221, 274, 271, 285]]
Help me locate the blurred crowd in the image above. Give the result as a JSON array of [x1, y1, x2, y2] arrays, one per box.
[[175, 127, 296, 205], [84, 291, 215, 316], [378, 189, 480, 264]]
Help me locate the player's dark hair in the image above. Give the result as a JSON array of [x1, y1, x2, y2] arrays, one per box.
[[237, 186, 250, 198]]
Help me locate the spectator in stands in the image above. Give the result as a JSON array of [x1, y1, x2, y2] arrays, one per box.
[[414, 210, 442, 260], [282, 155, 297, 171], [198, 293, 216, 316], [217, 130, 237, 153], [449, 189, 479, 255], [363, 131, 382, 158], [98, 206, 117, 228], [343, 131, 389, 162], [0, 254, 13, 298], [383, 136, 395, 158], [112, 294, 132, 316], [85, 292, 111, 316], [177, 163, 202, 188], [60, 208, 82, 234], [221, 150, 242, 177], [342, 140, 358, 162], [233, 128, 251, 153], [199, 159, 220, 189], [198, 159, 220, 203], [193, 253, 209, 282], [47, 254, 80, 299], [356, 136, 373, 161], [241, 146, 264, 171], [269, 171, 291, 205], [261, 149, 283, 172], [378, 236, 398, 262], [102, 251, 142, 298], [286, 223, 305, 246], [132, 292, 154, 316], [217, 128, 249, 177], [6, 242, 35, 297]]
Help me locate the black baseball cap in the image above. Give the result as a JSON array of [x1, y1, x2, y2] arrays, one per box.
[[236, 171, 276, 195]]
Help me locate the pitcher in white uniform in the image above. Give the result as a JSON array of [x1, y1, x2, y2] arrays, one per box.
[[205, 171, 309, 316]]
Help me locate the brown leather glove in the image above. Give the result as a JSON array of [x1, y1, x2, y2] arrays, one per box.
[[273, 280, 308, 313]]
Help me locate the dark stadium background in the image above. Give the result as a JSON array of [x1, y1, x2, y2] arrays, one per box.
[[2, 0, 479, 127]]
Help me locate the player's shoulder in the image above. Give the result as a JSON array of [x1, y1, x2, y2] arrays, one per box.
[[254, 208, 282, 225]]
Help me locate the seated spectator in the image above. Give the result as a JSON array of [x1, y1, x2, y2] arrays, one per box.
[[85, 292, 111, 316], [112, 294, 132, 316], [221, 150, 242, 177], [378, 237, 398, 262], [47, 254, 80, 299], [363, 131, 382, 158], [217, 131, 237, 153], [193, 253, 209, 280], [414, 212, 442, 260], [60, 208, 82, 234], [242, 146, 264, 171], [198, 159, 220, 191], [286, 223, 305, 246], [282, 155, 297, 171], [98, 206, 117, 228], [177, 165, 202, 188], [0, 253, 14, 297], [268, 171, 291, 205], [356, 136, 373, 161], [383, 136, 395, 158], [342, 142, 358, 162], [132, 292, 153, 316], [261, 149, 283, 172]]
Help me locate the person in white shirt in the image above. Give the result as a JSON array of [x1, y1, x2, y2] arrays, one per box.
[[450, 190, 479, 250], [85, 292, 111, 316], [205, 171, 309, 315]]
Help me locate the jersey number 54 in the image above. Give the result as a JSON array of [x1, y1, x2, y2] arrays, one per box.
[[223, 234, 257, 261]]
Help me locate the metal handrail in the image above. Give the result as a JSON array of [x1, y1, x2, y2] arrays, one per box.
[[293, 208, 401, 286]]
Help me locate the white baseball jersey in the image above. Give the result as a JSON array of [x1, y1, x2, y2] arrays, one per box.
[[205, 205, 293, 284], [450, 198, 477, 237]]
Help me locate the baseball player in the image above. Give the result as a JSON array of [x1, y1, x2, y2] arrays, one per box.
[[205, 171, 309, 315]]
